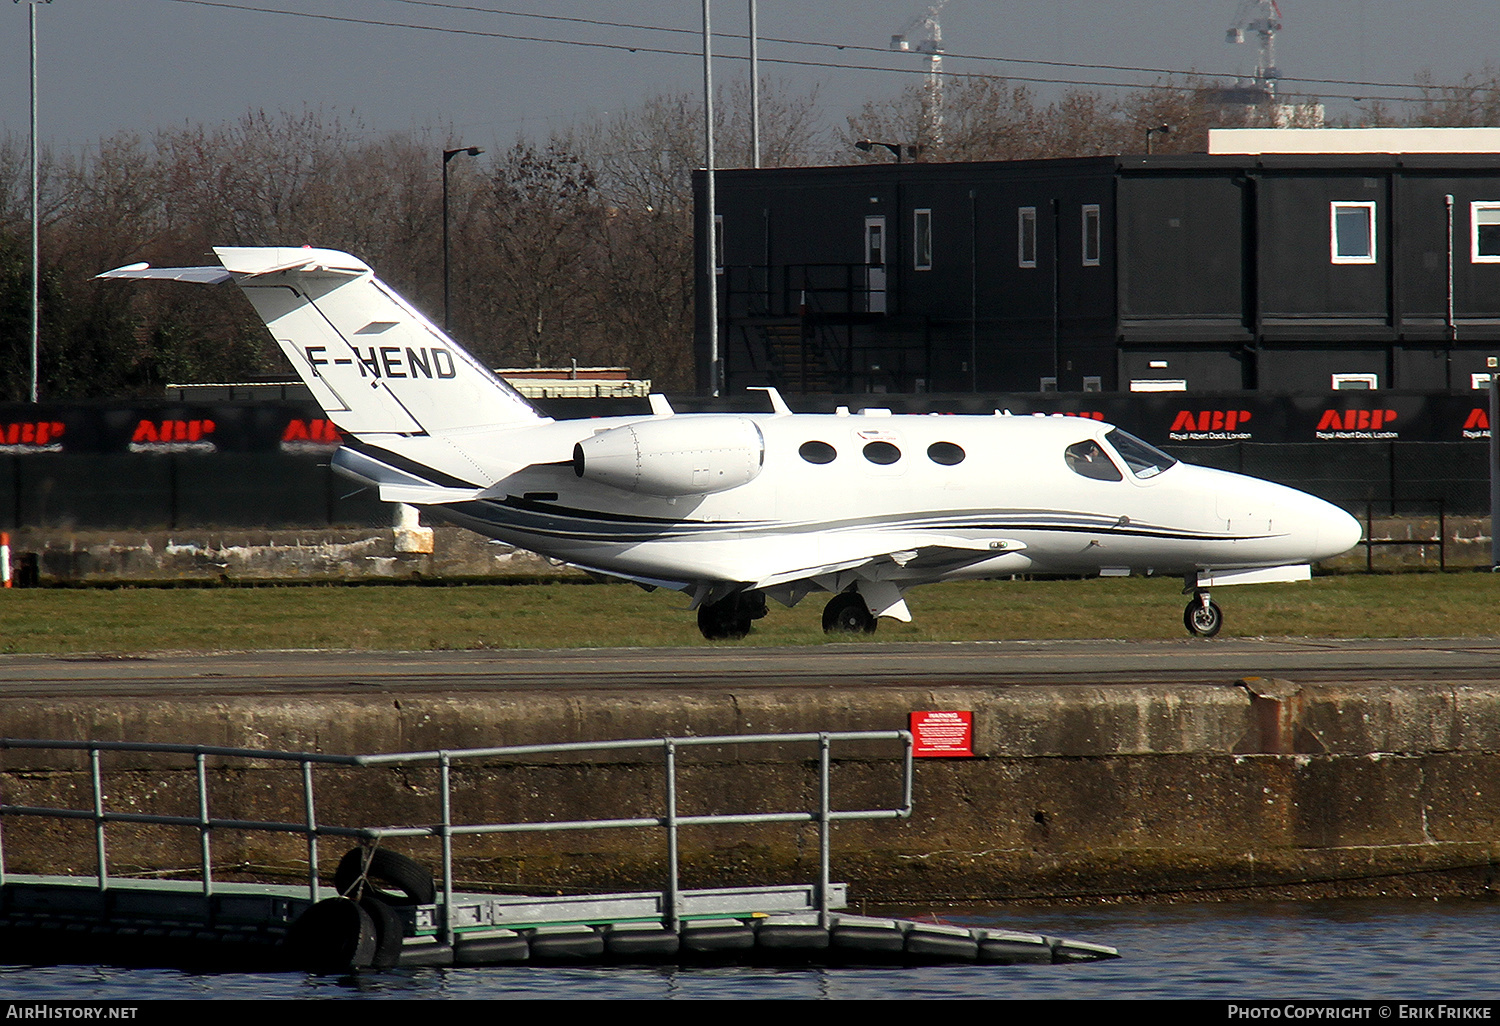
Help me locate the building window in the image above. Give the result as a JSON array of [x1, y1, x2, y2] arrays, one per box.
[[1472, 202, 1500, 263], [1129, 379, 1188, 392], [1018, 207, 1037, 268], [1082, 376, 1102, 392], [714, 214, 724, 273], [1330, 202, 1376, 264], [913, 209, 933, 270], [1039, 376, 1058, 393], [1081, 204, 1101, 267], [1332, 373, 1378, 390], [1471, 373, 1492, 390]]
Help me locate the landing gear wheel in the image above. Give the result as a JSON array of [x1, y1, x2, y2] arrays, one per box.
[[822, 591, 877, 634], [697, 593, 759, 640], [1183, 594, 1223, 638]]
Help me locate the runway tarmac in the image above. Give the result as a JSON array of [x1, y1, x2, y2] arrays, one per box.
[[0, 636, 1497, 698]]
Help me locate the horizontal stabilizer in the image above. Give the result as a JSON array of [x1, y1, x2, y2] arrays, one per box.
[[96, 263, 232, 284]]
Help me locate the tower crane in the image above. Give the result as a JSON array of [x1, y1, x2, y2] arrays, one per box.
[[890, 2, 949, 150], [1226, 0, 1282, 102]]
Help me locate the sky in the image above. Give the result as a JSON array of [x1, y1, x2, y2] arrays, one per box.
[[1, 0, 1497, 158]]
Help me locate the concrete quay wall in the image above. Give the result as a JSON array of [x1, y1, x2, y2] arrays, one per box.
[[3, 677, 1498, 904]]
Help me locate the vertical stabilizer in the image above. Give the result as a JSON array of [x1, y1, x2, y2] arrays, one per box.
[[214, 247, 543, 436]]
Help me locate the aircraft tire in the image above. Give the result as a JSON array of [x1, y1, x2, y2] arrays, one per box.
[[822, 592, 877, 634], [698, 596, 753, 640], [1183, 596, 1223, 638]]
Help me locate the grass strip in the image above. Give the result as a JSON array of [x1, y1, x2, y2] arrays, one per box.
[[0, 573, 1493, 654]]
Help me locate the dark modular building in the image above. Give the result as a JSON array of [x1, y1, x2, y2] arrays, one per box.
[[695, 149, 1500, 395]]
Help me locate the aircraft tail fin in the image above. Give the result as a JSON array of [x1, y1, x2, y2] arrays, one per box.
[[102, 247, 544, 436]]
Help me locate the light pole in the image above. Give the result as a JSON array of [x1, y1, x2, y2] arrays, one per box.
[[19, 0, 50, 402], [702, 0, 719, 396], [1145, 123, 1171, 155], [442, 145, 483, 333], [748, 0, 759, 169]]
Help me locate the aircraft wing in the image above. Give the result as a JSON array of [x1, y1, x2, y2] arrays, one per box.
[[378, 484, 483, 505], [751, 535, 1027, 591]]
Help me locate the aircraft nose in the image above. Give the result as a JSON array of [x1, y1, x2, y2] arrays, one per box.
[[1272, 488, 1362, 562], [1318, 502, 1363, 560]]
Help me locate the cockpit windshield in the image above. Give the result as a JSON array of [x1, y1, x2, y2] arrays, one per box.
[[1106, 429, 1177, 479]]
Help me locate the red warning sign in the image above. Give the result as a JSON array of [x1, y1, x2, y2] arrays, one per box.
[[910, 710, 974, 758]]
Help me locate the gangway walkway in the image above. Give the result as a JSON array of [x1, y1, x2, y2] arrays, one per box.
[[0, 731, 1119, 971]]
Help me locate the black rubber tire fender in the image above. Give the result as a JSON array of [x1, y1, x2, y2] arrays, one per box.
[[359, 895, 406, 970], [284, 896, 377, 974], [333, 847, 437, 907]]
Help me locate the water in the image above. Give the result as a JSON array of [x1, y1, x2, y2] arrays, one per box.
[[1, 900, 1496, 1000]]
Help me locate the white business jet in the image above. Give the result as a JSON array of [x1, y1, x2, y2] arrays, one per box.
[[100, 247, 1362, 640]]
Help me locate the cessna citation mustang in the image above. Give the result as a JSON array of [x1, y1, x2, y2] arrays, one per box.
[[100, 247, 1362, 640]]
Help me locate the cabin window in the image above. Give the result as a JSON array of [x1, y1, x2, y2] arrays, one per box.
[[798, 440, 837, 464], [1064, 439, 1122, 482], [927, 441, 965, 466], [1081, 204, 1101, 267], [1106, 429, 1176, 479], [1018, 207, 1037, 268], [1331, 202, 1376, 264], [1472, 202, 1500, 262], [862, 441, 901, 465], [914, 209, 933, 270]]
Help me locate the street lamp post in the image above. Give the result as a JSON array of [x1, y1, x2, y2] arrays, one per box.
[[855, 139, 922, 163], [442, 145, 483, 333], [19, 0, 51, 402], [1145, 124, 1172, 155]]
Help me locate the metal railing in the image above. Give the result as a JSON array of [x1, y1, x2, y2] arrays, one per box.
[[1358, 499, 1448, 571], [0, 731, 914, 943]]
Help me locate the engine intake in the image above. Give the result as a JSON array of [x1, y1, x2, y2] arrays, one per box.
[[572, 417, 764, 496]]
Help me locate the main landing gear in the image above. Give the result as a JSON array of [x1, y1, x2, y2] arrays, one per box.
[[822, 591, 877, 635], [697, 590, 768, 640], [1183, 590, 1223, 638], [697, 588, 881, 639]]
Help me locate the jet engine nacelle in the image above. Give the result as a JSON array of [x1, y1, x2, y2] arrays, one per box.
[[573, 417, 764, 496]]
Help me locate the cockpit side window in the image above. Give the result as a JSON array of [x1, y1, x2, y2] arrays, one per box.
[[1106, 428, 1177, 479], [1064, 439, 1123, 482]]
